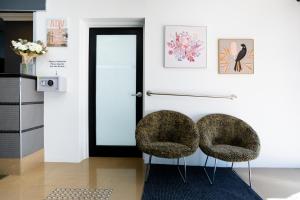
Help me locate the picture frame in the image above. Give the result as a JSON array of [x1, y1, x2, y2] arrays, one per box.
[[164, 25, 207, 68], [218, 39, 254, 74], [47, 19, 68, 47]]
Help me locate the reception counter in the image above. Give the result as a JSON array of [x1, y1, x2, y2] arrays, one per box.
[[0, 74, 44, 175]]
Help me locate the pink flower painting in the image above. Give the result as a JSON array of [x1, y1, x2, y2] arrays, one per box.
[[167, 31, 203, 62], [165, 26, 207, 68]]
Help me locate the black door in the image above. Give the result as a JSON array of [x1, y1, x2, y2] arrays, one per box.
[[89, 28, 143, 157]]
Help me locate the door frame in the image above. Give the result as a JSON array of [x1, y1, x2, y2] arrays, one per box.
[[88, 27, 143, 157]]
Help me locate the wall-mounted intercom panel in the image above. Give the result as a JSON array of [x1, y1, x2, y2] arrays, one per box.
[[37, 76, 67, 92]]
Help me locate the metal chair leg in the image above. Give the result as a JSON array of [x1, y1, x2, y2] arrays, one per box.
[[203, 155, 217, 184], [232, 161, 252, 188], [145, 155, 152, 182], [248, 161, 252, 188], [177, 157, 187, 183], [146, 155, 187, 183]]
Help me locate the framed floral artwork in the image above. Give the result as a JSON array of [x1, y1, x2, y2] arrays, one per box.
[[218, 39, 254, 74], [164, 26, 207, 68]]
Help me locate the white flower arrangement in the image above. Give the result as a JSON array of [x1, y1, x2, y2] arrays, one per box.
[[11, 39, 47, 64]]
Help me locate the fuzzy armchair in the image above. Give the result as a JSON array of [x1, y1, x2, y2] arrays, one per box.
[[197, 114, 260, 162], [136, 110, 199, 159], [197, 113, 260, 187]]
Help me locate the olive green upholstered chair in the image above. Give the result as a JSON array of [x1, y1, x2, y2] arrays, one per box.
[[197, 114, 260, 187], [136, 110, 199, 182]]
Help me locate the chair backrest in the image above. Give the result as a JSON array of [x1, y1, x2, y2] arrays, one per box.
[[136, 110, 198, 146], [197, 114, 257, 147]]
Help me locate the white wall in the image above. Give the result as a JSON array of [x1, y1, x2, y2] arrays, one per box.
[[35, 0, 300, 167]]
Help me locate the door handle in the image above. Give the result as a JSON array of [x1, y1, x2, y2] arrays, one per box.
[[131, 92, 143, 97]]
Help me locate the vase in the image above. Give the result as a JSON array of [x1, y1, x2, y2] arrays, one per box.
[[20, 57, 36, 75]]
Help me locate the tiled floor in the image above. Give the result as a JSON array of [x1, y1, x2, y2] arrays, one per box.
[[237, 168, 300, 200], [0, 158, 144, 200], [0, 158, 299, 200]]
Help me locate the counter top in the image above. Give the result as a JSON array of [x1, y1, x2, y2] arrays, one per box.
[[0, 73, 37, 80]]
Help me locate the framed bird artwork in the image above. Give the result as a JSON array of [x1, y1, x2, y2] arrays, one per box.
[[218, 39, 254, 74]]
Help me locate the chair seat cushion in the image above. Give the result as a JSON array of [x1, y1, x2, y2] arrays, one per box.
[[206, 144, 258, 162], [142, 142, 194, 158]]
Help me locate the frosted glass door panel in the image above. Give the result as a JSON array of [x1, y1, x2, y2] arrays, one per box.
[[96, 35, 136, 146]]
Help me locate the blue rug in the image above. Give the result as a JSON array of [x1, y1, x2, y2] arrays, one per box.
[[142, 165, 262, 200]]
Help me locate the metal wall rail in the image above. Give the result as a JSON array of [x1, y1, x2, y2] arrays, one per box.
[[146, 90, 237, 100]]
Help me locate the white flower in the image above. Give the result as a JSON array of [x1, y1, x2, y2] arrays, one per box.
[[29, 44, 36, 52], [12, 41, 17, 47], [13, 42, 22, 48], [29, 45, 36, 51], [35, 44, 43, 53], [18, 44, 28, 51], [11, 39, 47, 56]]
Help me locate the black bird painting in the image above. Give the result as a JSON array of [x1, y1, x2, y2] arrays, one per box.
[[234, 44, 247, 72]]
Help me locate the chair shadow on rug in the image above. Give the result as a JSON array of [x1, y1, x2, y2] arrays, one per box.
[[142, 165, 262, 200]]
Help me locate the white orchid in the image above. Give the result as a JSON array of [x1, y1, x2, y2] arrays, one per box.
[[11, 39, 47, 55], [11, 39, 47, 64]]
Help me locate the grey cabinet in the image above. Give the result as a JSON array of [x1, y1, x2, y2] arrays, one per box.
[[0, 74, 44, 159]]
